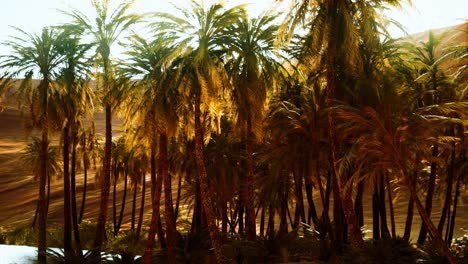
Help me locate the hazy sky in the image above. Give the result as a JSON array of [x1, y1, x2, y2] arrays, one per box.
[[0, 0, 466, 53]]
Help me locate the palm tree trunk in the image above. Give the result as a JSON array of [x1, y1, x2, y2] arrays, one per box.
[[293, 169, 307, 228], [131, 180, 137, 230], [372, 181, 380, 240], [304, 176, 318, 226], [332, 168, 346, 251], [438, 142, 455, 235], [403, 155, 418, 241], [325, 0, 363, 250], [279, 184, 288, 237], [417, 145, 438, 244], [193, 89, 223, 263], [379, 174, 391, 239], [267, 205, 275, 240], [386, 173, 396, 239], [161, 133, 177, 264], [46, 172, 50, 216], [354, 180, 364, 229], [94, 104, 112, 251], [116, 171, 128, 234], [150, 141, 156, 200], [136, 174, 146, 239], [143, 135, 164, 264], [63, 126, 73, 260], [38, 99, 48, 264], [191, 180, 203, 236], [174, 169, 182, 220], [245, 111, 256, 240], [259, 205, 265, 237], [447, 168, 462, 244], [238, 199, 244, 233], [113, 171, 118, 236], [70, 134, 83, 258], [79, 151, 88, 224]]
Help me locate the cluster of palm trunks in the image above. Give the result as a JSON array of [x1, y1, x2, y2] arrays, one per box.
[[0, 0, 466, 263]]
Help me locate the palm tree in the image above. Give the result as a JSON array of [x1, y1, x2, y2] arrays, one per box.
[[120, 33, 180, 263], [61, 0, 140, 252], [222, 11, 281, 240], [21, 137, 62, 230], [401, 30, 452, 244], [152, 2, 245, 262], [53, 26, 94, 260], [1, 27, 66, 263]]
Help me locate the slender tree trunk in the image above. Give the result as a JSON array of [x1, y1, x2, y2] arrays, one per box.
[[131, 180, 137, 231], [379, 174, 390, 239], [438, 142, 455, 235], [143, 134, 164, 264], [320, 170, 333, 241], [221, 170, 228, 238], [191, 180, 203, 236], [62, 126, 73, 260], [293, 169, 307, 227], [354, 180, 364, 229], [447, 169, 462, 244], [372, 181, 380, 240], [193, 89, 223, 263], [79, 133, 87, 224], [259, 205, 265, 237], [113, 171, 118, 236], [279, 182, 288, 237], [222, 200, 228, 238], [245, 111, 256, 240], [386, 173, 396, 239], [94, 104, 112, 251], [418, 145, 438, 244], [70, 134, 83, 258], [174, 169, 182, 220], [38, 92, 48, 263], [161, 133, 177, 264], [116, 171, 128, 234], [403, 155, 418, 241], [150, 140, 157, 200], [136, 174, 146, 239], [46, 172, 50, 216], [238, 199, 244, 233], [447, 149, 464, 244], [267, 205, 275, 240], [332, 168, 346, 250], [79, 153, 88, 224], [325, 0, 362, 249]]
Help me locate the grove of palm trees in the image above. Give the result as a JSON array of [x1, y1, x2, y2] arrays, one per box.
[[0, 0, 467, 263]]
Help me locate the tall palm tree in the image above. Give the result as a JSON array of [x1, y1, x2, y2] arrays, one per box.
[[53, 26, 94, 260], [120, 33, 180, 263], [403, 30, 452, 244], [61, 0, 140, 251], [1, 27, 66, 263], [222, 11, 280, 240], [152, 2, 245, 262]]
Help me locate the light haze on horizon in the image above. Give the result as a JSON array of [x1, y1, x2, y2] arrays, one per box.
[[0, 0, 466, 56]]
